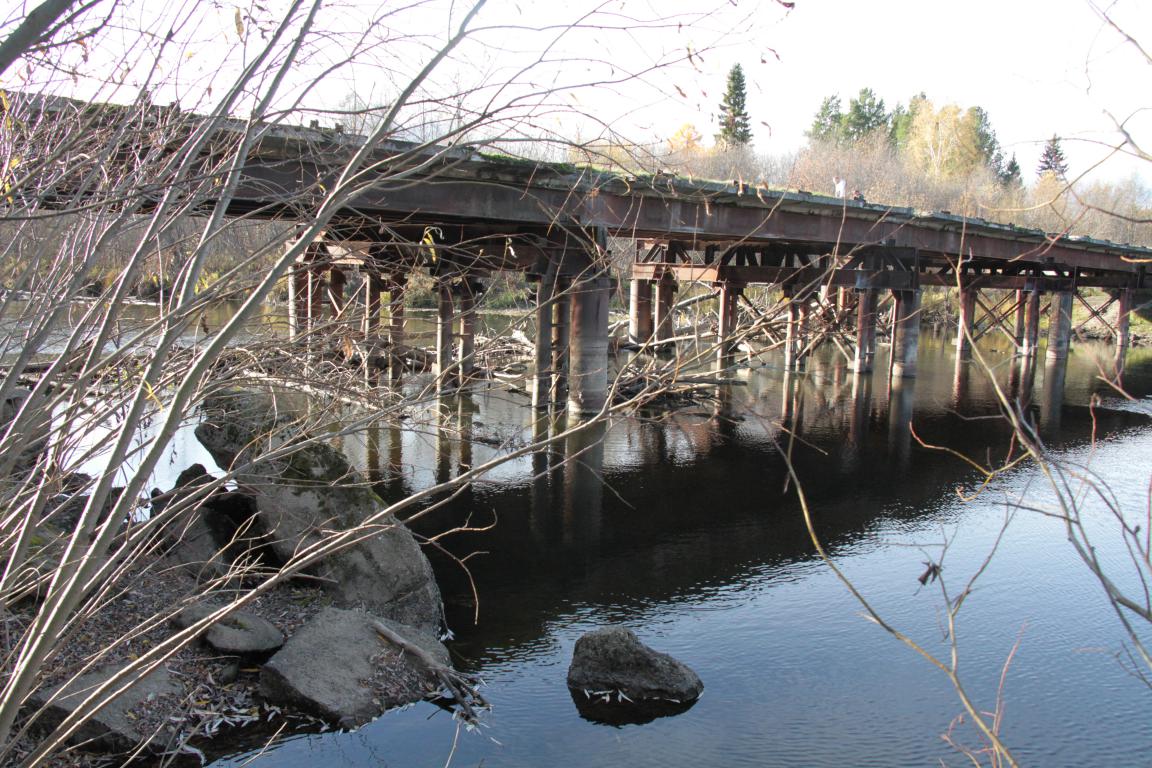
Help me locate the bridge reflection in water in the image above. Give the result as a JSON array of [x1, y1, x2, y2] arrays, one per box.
[[337, 336, 1147, 646]]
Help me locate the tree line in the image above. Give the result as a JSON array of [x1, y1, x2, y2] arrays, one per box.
[[594, 65, 1152, 248]]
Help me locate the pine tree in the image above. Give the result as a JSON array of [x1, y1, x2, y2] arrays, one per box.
[[1000, 153, 1023, 187], [888, 93, 926, 150], [807, 95, 844, 144], [716, 64, 753, 146], [1037, 135, 1068, 178], [967, 106, 1002, 170], [842, 88, 887, 141]]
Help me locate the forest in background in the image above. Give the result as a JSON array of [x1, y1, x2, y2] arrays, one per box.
[[556, 69, 1152, 248]]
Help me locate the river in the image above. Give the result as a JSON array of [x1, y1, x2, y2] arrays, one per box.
[[196, 330, 1152, 767]]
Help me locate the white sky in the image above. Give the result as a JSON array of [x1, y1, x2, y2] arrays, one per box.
[[5, 0, 1149, 185], [637, 0, 1152, 184]]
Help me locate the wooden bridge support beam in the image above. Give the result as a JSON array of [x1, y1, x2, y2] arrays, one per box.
[[629, 278, 654, 345], [387, 276, 406, 383], [328, 267, 347, 320], [852, 287, 878, 373], [533, 267, 558, 409], [362, 271, 383, 338], [1040, 355, 1067, 434], [653, 271, 677, 345], [1115, 287, 1133, 373], [887, 376, 916, 470], [568, 274, 611, 415], [457, 280, 479, 387], [1012, 289, 1026, 351], [956, 286, 978, 359], [890, 288, 922, 378], [1046, 290, 1074, 362], [845, 373, 872, 471], [287, 240, 327, 340], [435, 279, 455, 390], [716, 281, 742, 370], [307, 266, 326, 329], [552, 277, 571, 407], [434, 396, 452, 485], [838, 287, 851, 315], [1021, 284, 1042, 359], [287, 268, 305, 339], [783, 292, 801, 370]]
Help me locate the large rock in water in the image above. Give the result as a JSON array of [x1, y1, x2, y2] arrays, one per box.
[[261, 606, 449, 728], [194, 391, 442, 631], [567, 627, 703, 703], [31, 663, 183, 753]]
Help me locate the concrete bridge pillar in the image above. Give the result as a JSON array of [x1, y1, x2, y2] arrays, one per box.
[[568, 274, 611, 415], [629, 278, 654, 345], [387, 275, 406, 383], [890, 288, 922, 378], [653, 271, 677, 346], [852, 287, 878, 373], [1046, 289, 1074, 362], [956, 286, 978, 359], [1021, 283, 1042, 359]]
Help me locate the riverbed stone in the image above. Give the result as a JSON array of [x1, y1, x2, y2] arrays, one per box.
[[260, 606, 449, 728], [567, 626, 703, 703], [173, 602, 285, 658], [194, 391, 442, 632], [31, 662, 183, 754]]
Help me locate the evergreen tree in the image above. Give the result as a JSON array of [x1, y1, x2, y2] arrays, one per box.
[[843, 87, 887, 141], [1037, 134, 1068, 178], [716, 64, 753, 146], [999, 153, 1023, 187], [967, 106, 1002, 170], [807, 94, 844, 144], [888, 92, 927, 149]]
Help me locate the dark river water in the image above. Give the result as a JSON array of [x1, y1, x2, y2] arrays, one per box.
[[204, 330, 1152, 768]]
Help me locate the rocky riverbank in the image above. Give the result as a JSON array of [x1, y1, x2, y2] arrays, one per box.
[[8, 390, 479, 766]]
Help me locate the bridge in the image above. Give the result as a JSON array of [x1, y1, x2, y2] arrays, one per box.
[[20, 94, 1152, 414]]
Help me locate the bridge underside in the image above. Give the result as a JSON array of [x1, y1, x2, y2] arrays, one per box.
[[229, 141, 1150, 414]]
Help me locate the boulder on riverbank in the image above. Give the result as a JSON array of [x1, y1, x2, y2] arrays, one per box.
[[567, 627, 702, 724], [260, 606, 449, 727], [154, 463, 275, 584], [194, 390, 443, 632], [31, 663, 184, 754], [172, 602, 285, 660]]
